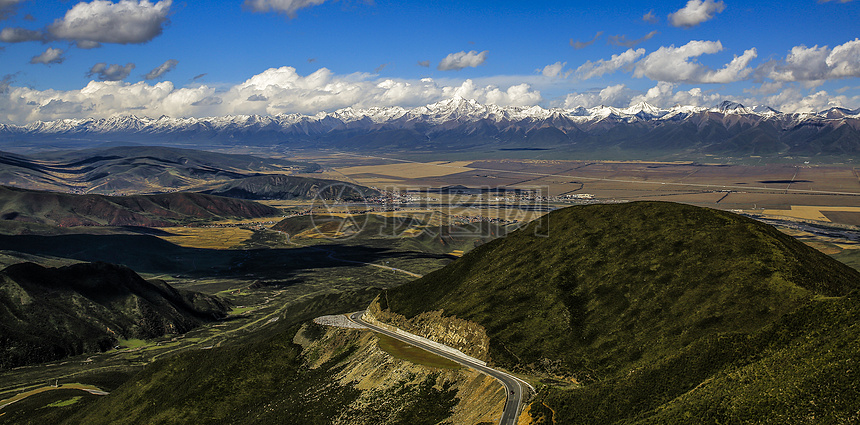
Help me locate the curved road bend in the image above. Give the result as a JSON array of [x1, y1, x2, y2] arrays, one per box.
[[348, 311, 530, 425]]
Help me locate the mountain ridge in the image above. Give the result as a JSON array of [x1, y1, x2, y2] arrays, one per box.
[[3, 99, 858, 157], [0, 185, 280, 227]]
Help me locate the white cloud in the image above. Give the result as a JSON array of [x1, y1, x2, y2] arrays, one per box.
[[571, 31, 603, 50], [764, 39, 860, 83], [642, 10, 658, 24], [0, 0, 23, 20], [575, 48, 645, 80], [243, 0, 327, 17], [759, 87, 860, 113], [88, 63, 136, 81], [76, 40, 102, 49], [442, 80, 541, 107], [744, 81, 785, 95], [438, 50, 488, 71], [608, 31, 658, 48], [0, 66, 543, 124], [563, 84, 635, 108], [48, 0, 172, 45], [540, 61, 567, 78], [634, 40, 757, 83], [0, 27, 45, 42], [629, 81, 722, 107], [144, 59, 178, 80], [0, 74, 12, 94], [668, 0, 726, 28], [29, 47, 64, 65]]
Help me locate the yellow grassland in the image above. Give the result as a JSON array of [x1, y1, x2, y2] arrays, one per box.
[[336, 161, 475, 179], [156, 227, 254, 249]]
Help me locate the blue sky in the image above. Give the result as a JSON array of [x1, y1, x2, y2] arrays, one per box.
[[0, 0, 858, 124]]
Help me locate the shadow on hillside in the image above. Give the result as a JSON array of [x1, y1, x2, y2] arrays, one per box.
[[0, 233, 446, 279]]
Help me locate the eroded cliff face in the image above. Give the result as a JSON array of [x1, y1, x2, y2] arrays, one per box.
[[294, 321, 505, 425], [368, 295, 491, 361]]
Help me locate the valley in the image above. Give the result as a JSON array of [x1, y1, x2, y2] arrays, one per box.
[[0, 146, 858, 424], [2, 0, 859, 422]]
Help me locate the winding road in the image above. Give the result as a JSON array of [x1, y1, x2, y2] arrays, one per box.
[[347, 311, 532, 425]]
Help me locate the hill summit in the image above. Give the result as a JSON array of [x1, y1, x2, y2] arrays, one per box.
[[378, 201, 860, 423]]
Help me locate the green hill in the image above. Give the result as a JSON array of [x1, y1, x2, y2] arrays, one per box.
[[0, 262, 229, 369], [379, 201, 860, 423]]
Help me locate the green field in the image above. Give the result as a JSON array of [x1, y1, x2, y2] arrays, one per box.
[[374, 334, 461, 370]]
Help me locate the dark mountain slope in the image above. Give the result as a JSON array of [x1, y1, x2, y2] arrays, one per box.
[[0, 146, 319, 194], [54, 288, 442, 425], [378, 201, 860, 423], [0, 185, 279, 227], [200, 174, 379, 200], [0, 262, 229, 369]]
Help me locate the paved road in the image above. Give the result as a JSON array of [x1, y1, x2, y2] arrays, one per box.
[[348, 311, 530, 425]]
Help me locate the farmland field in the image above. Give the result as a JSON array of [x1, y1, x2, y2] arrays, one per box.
[[314, 154, 860, 226]]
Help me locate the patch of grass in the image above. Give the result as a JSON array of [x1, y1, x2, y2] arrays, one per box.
[[374, 333, 461, 370], [0, 389, 100, 425], [114, 339, 148, 349], [831, 248, 860, 272], [45, 396, 82, 408], [228, 306, 256, 316], [156, 227, 254, 249]]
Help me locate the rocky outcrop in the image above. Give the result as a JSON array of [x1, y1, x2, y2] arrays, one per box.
[[368, 294, 492, 362], [295, 322, 506, 425]]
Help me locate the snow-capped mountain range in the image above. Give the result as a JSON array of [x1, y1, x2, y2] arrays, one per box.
[[2, 98, 859, 157]]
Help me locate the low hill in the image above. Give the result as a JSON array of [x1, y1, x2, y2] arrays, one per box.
[[378, 201, 860, 423], [0, 185, 279, 227], [0, 146, 319, 194], [199, 174, 379, 200], [272, 212, 508, 255], [0, 262, 229, 369]]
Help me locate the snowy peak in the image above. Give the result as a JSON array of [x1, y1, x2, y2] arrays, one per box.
[[2, 98, 858, 139], [713, 100, 753, 115], [622, 101, 665, 117], [819, 107, 856, 119]]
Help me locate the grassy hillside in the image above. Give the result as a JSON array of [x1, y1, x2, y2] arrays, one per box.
[[0, 185, 279, 227], [0, 262, 229, 369], [380, 201, 860, 422], [50, 287, 463, 425]]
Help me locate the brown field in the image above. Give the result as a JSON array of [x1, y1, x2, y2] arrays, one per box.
[[760, 206, 860, 223], [821, 211, 860, 226], [336, 161, 476, 180]]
